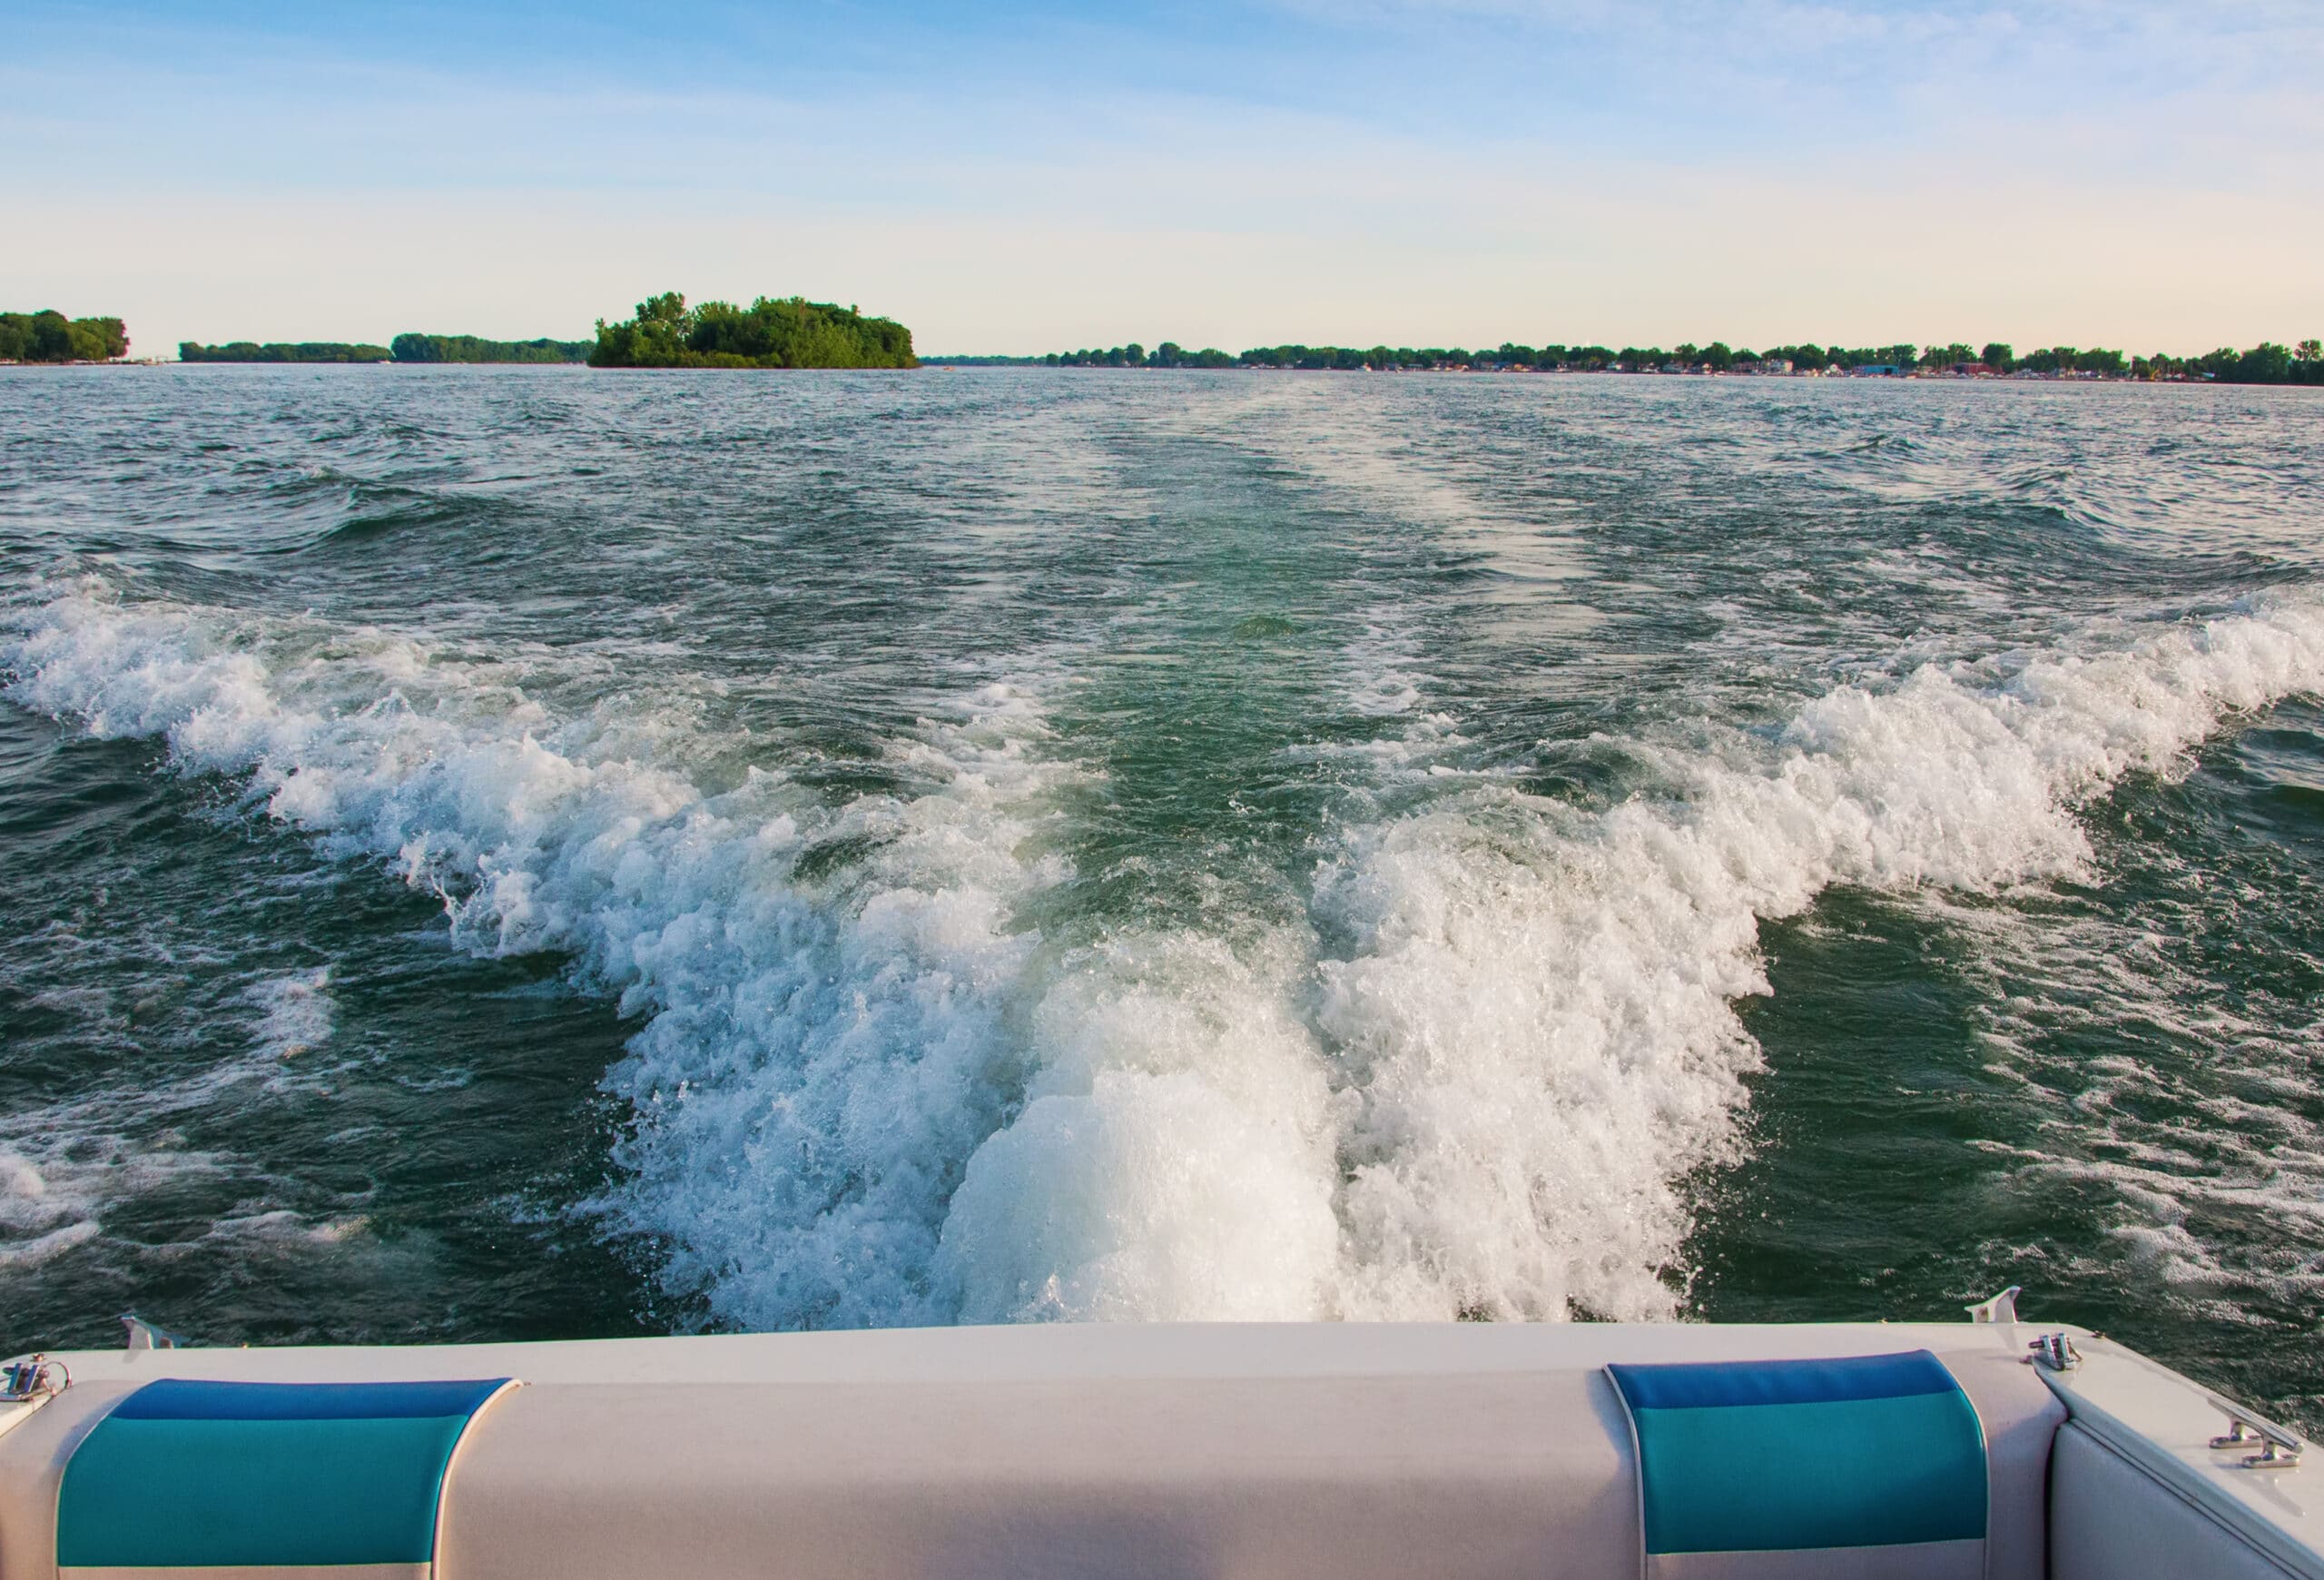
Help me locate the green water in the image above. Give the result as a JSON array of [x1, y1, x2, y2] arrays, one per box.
[[3, 366, 2320, 1422]]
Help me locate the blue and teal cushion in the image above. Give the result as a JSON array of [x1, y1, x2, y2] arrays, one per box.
[[1607, 1350, 1986, 1577], [58, 1378, 514, 1578]]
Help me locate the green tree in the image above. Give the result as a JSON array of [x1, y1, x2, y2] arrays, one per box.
[[589, 292, 916, 369], [178, 341, 389, 362], [0, 310, 129, 361], [392, 332, 589, 363], [2234, 342, 2294, 382]]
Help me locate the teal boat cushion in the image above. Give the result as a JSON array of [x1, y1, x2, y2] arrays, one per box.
[[1608, 1351, 1986, 1558], [56, 1378, 512, 1572]]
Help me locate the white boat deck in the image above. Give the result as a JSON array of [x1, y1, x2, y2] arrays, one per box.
[[4, 1318, 2317, 1580]]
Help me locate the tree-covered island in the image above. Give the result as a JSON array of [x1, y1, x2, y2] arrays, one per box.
[[589, 293, 916, 368], [1, 311, 129, 362]]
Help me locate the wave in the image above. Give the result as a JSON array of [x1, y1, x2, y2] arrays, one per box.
[[2, 582, 1081, 1327], [1313, 596, 2324, 1319], [7, 579, 2322, 1327]]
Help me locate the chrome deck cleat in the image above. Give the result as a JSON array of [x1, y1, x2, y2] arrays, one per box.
[[1, 1357, 68, 1403], [2030, 1331, 2083, 1371], [2207, 1397, 2305, 1471]]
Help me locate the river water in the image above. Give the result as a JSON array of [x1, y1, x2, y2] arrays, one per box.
[[4, 366, 2320, 1421]]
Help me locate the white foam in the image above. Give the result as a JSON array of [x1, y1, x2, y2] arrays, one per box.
[[1313, 595, 2324, 1320], [1283, 614, 1472, 793], [0, 1130, 225, 1270], [248, 968, 335, 1058], [5, 579, 1083, 1328], [0, 1220, 103, 1270], [10, 578, 2324, 1328], [0, 1150, 94, 1269], [936, 928, 1344, 1322]]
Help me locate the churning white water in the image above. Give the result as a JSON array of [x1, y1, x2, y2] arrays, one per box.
[[13, 572, 2321, 1328]]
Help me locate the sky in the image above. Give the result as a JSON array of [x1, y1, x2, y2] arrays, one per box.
[[7, 0, 2322, 356]]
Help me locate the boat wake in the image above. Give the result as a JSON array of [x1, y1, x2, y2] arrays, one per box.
[[8, 578, 2323, 1327]]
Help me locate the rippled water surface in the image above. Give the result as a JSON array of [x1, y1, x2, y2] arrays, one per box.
[[4, 366, 2320, 1418]]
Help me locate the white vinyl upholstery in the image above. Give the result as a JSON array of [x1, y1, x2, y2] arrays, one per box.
[[2049, 1424, 2305, 1580], [441, 1370, 1639, 1580]]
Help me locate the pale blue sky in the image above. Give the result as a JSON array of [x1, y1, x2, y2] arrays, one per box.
[[8, 1, 2320, 354]]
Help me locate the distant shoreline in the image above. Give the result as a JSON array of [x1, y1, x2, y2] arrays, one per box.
[[930, 335, 2324, 385], [17, 298, 2311, 386], [917, 361, 2264, 384], [11, 359, 2324, 389]]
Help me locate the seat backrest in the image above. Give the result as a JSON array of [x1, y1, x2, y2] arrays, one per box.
[[55, 1378, 514, 1580], [1608, 1351, 1988, 1579]]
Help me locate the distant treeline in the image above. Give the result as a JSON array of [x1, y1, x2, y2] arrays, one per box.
[[590, 293, 916, 369], [2132, 342, 2324, 384], [391, 333, 590, 363], [177, 334, 587, 364], [1044, 337, 2324, 382], [1049, 342, 1236, 368], [180, 341, 390, 363], [1, 311, 129, 362]]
